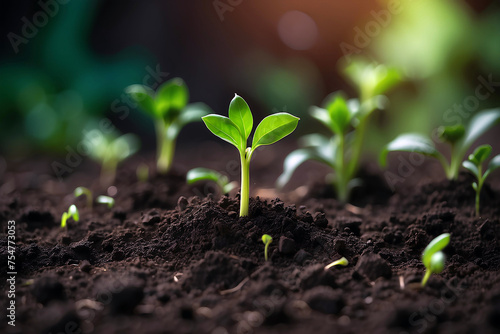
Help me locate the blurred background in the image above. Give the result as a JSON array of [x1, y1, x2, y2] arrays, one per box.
[[1, 0, 499, 183]]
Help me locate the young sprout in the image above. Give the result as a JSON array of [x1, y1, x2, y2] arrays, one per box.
[[261, 234, 273, 261], [277, 59, 400, 203], [96, 195, 115, 209], [380, 109, 500, 180], [202, 94, 299, 216], [421, 233, 450, 286], [74, 186, 92, 209], [61, 204, 79, 228], [136, 163, 149, 182], [462, 145, 500, 217], [324, 257, 349, 270], [125, 78, 212, 173], [186, 167, 237, 195], [85, 129, 139, 185]]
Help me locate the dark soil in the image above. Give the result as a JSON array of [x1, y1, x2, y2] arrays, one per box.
[[1, 152, 500, 334]]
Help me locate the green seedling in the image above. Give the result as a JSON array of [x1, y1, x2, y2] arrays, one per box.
[[421, 233, 450, 286], [85, 129, 139, 185], [136, 163, 149, 182], [278, 59, 400, 203], [262, 234, 273, 261], [74, 186, 92, 209], [462, 145, 500, 217], [126, 78, 212, 173], [187, 167, 237, 195], [324, 257, 349, 270], [380, 109, 500, 180], [61, 204, 79, 228], [202, 94, 299, 216], [96, 195, 115, 209]]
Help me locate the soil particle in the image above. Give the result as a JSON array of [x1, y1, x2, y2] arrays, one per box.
[[304, 286, 344, 314], [354, 253, 392, 281], [32, 276, 67, 305], [299, 264, 337, 290], [279, 236, 297, 255]]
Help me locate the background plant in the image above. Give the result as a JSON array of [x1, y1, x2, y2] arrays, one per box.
[[202, 94, 299, 217], [85, 129, 139, 185], [126, 78, 212, 173], [380, 109, 500, 179], [261, 234, 273, 261], [187, 167, 237, 195], [96, 195, 115, 209], [74, 186, 92, 209], [277, 59, 400, 202], [462, 145, 500, 217]]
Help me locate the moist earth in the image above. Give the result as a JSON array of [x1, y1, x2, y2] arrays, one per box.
[[1, 155, 500, 334]]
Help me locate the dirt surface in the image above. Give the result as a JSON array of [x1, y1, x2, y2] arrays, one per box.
[[1, 150, 500, 334]]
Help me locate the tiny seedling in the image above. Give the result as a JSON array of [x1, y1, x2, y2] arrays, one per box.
[[61, 204, 79, 228], [126, 78, 212, 173], [324, 257, 349, 270], [278, 59, 400, 202], [380, 109, 500, 180], [421, 233, 450, 286], [462, 145, 500, 217], [187, 167, 237, 195], [74, 186, 92, 209], [202, 94, 299, 216], [262, 234, 273, 261], [85, 129, 139, 185], [96, 195, 115, 209]]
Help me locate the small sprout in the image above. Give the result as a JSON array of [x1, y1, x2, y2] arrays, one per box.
[[462, 144, 500, 217], [324, 257, 349, 270], [74, 186, 92, 209], [261, 234, 273, 261], [278, 59, 400, 203], [421, 233, 450, 286], [125, 78, 212, 173], [186, 167, 237, 195], [61, 204, 79, 228], [381, 109, 500, 180], [203, 94, 299, 216], [85, 129, 139, 185], [136, 163, 149, 182], [96, 195, 115, 209]]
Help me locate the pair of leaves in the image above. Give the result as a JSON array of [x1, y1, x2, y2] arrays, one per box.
[[61, 204, 79, 228], [126, 78, 188, 123], [462, 144, 500, 181], [380, 109, 500, 167], [85, 129, 139, 164], [186, 167, 237, 194], [202, 95, 299, 155], [310, 93, 353, 135], [342, 57, 401, 98], [422, 233, 450, 274]]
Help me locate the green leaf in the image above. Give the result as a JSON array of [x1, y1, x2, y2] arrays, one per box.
[[372, 65, 401, 96], [202, 115, 244, 150], [422, 233, 450, 268], [228, 94, 253, 141], [326, 95, 352, 134], [380, 133, 441, 167], [68, 204, 79, 222], [167, 102, 212, 140], [125, 84, 156, 117], [469, 145, 492, 165], [461, 109, 500, 151], [112, 134, 140, 161], [155, 78, 189, 121], [96, 196, 115, 208], [438, 125, 465, 144], [251, 113, 299, 150], [74, 187, 85, 198], [484, 154, 500, 180], [186, 167, 223, 184], [472, 182, 478, 191], [262, 234, 273, 245], [276, 148, 331, 189], [462, 160, 479, 178], [429, 252, 446, 274], [310, 106, 334, 133]]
